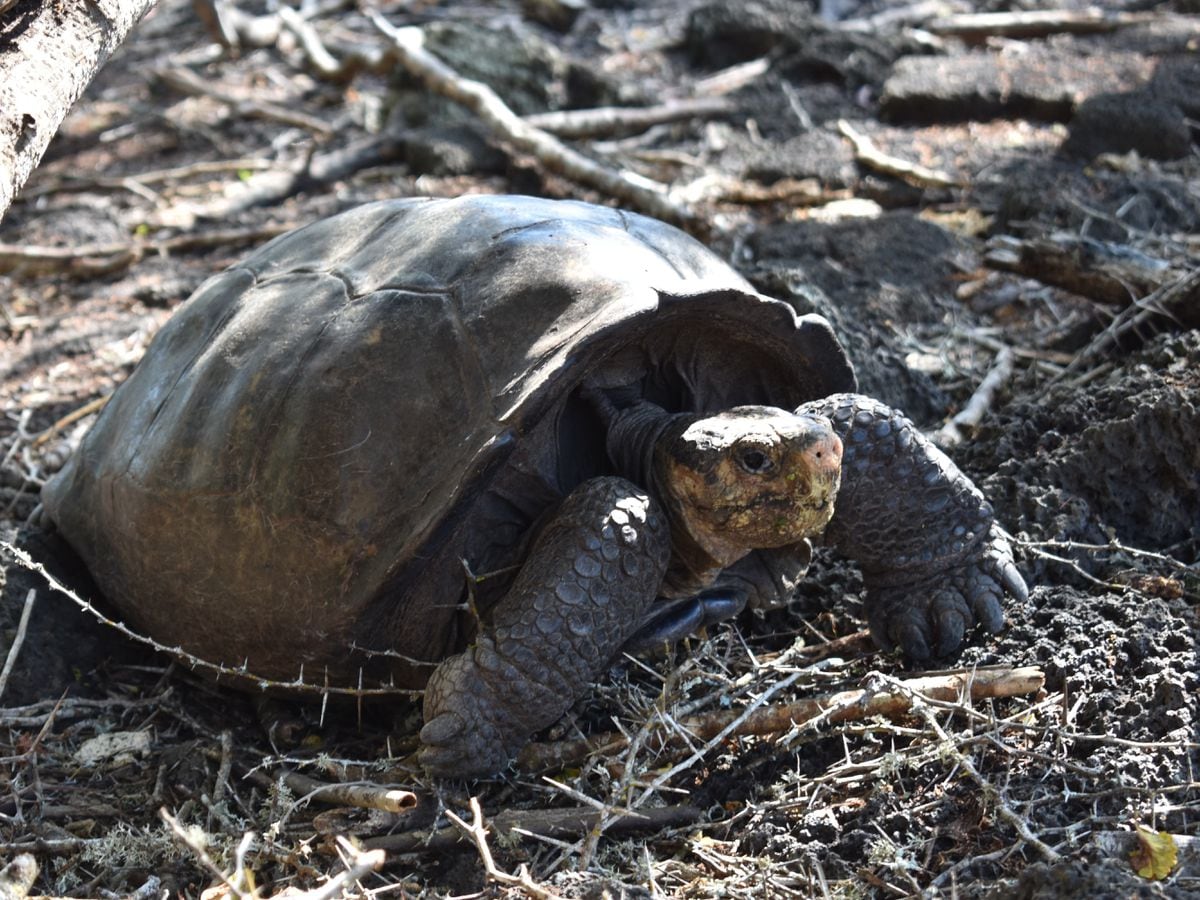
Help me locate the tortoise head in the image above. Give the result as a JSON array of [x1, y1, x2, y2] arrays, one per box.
[[657, 406, 842, 567]]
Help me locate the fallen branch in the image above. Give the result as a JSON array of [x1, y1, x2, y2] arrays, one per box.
[[148, 134, 403, 227], [1053, 267, 1200, 382], [20, 158, 276, 199], [926, 9, 1159, 43], [0, 0, 158, 224], [0, 590, 37, 702], [672, 173, 850, 207], [277, 770, 418, 814], [369, 14, 695, 227], [517, 665, 1045, 774], [984, 233, 1174, 307], [0, 224, 290, 278], [932, 346, 1015, 447], [445, 797, 563, 900], [362, 802, 703, 854], [156, 67, 335, 136], [836, 119, 960, 190], [523, 97, 732, 140]]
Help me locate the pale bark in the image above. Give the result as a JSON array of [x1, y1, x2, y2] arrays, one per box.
[[0, 0, 159, 225]]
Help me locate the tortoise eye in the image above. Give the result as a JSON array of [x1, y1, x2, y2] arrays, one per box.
[[737, 448, 773, 474]]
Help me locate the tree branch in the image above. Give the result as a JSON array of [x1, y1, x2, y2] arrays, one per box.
[[0, 0, 159, 224]]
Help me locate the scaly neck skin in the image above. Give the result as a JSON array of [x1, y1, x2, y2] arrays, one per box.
[[594, 395, 735, 598]]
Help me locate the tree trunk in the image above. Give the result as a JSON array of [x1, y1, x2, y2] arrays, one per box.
[[0, 0, 159, 225]]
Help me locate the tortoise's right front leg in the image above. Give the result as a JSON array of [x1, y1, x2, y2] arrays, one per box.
[[419, 476, 670, 778]]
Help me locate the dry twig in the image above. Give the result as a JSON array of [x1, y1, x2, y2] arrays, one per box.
[[278, 770, 418, 814], [1072, 267, 1200, 366], [927, 8, 1159, 42], [31, 396, 111, 448], [880, 673, 1063, 862], [0, 590, 37, 702], [932, 346, 1015, 447], [156, 67, 335, 136], [518, 665, 1045, 774], [836, 119, 960, 190], [524, 97, 732, 139], [361, 803, 701, 855], [445, 797, 564, 900], [370, 14, 695, 227], [0, 225, 290, 278]]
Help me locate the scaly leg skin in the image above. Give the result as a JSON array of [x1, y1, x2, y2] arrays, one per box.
[[799, 393, 1029, 660], [419, 476, 670, 778]]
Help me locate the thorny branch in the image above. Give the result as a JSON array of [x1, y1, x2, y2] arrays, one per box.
[[1, 543, 419, 698]]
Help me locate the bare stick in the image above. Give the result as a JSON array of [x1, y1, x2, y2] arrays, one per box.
[[984, 233, 1172, 307], [369, 14, 695, 227], [21, 158, 275, 198], [32, 396, 111, 448], [836, 119, 960, 190], [156, 67, 335, 136], [299, 837, 385, 900], [364, 803, 702, 854], [927, 9, 1157, 42], [0, 224, 290, 278], [160, 808, 252, 900], [278, 770, 418, 814], [932, 346, 1014, 447], [1073, 267, 1200, 366], [518, 666, 1045, 774], [523, 98, 732, 139], [0, 590, 38, 702], [444, 797, 564, 900]]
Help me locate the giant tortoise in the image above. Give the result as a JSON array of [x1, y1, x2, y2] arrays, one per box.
[[41, 194, 1027, 776]]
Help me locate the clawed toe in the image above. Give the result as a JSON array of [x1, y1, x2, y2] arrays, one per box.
[[929, 591, 969, 656], [419, 713, 511, 778], [420, 712, 466, 746]]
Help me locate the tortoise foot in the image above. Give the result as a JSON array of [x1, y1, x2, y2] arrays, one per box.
[[867, 524, 1027, 659]]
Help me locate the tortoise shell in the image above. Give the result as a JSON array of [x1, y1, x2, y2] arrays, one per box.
[[42, 195, 855, 686]]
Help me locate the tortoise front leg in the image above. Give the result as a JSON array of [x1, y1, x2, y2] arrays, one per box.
[[797, 393, 1028, 659], [419, 476, 670, 778]]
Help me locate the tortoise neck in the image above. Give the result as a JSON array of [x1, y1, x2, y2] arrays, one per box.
[[601, 399, 684, 492], [592, 395, 730, 595]]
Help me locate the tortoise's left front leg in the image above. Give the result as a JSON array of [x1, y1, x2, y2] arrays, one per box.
[[797, 393, 1028, 659]]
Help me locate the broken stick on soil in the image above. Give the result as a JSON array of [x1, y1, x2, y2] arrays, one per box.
[[933, 346, 1015, 447], [274, 770, 418, 814], [518, 665, 1045, 773], [370, 13, 695, 227], [0, 589, 37, 702], [446, 797, 563, 900], [836, 119, 960, 190], [364, 801, 703, 856]]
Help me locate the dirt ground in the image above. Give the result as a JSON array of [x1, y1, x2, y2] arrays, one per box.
[[1, 0, 1198, 896]]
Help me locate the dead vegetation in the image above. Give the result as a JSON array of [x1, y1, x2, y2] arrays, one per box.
[[1, 0, 1198, 896]]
